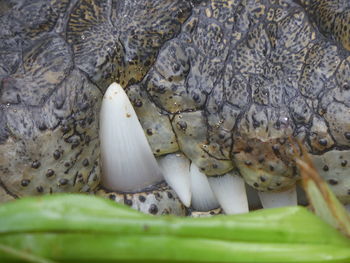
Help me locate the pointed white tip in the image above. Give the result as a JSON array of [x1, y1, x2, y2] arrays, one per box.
[[158, 153, 191, 207], [258, 186, 297, 209], [99, 83, 163, 192], [190, 163, 219, 211], [209, 173, 249, 214]]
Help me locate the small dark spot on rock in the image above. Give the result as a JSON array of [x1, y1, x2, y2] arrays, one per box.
[[61, 125, 71, 134], [59, 178, 69, 185], [328, 179, 338, 185], [109, 194, 116, 200], [144, 60, 151, 67], [345, 132, 350, 140], [269, 165, 274, 171], [124, 199, 133, 206], [171, 85, 177, 92], [85, 135, 91, 144], [71, 139, 80, 149], [341, 160, 347, 167], [31, 160, 41, 169], [155, 192, 161, 199], [38, 123, 47, 131], [318, 138, 327, 146], [146, 128, 153, 135], [267, 187, 273, 191], [257, 7, 266, 13], [252, 119, 260, 128], [173, 64, 180, 72], [244, 146, 253, 153], [167, 191, 173, 199], [87, 117, 93, 124], [53, 150, 61, 160], [200, 167, 205, 171], [258, 157, 265, 163], [82, 159, 89, 167], [76, 173, 84, 184], [259, 176, 266, 182], [36, 186, 44, 193], [253, 182, 259, 188], [192, 93, 200, 102], [156, 149, 160, 153], [134, 100, 143, 107], [348, 189, 350, 195], [79, 119, 86, 128], [139, 195, 146, 202], [218, 132, 225, 139], [46, 169, 55, 177], [212, 164, 218, 169], [343, 83, 350, 90], [64, 162, 71, 167], [272, 145, 280, 155], [148, 204, 158, 214], [276, 182, 281, 186], [177, 120, 187, 131], [80, 102, 90, 112], [272, 145, 280, 151], [245, 160, 252, 166], [323, 165, 329, 172], [21, 179, 30, 187]]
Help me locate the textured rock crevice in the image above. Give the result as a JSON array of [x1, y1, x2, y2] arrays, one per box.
[[0, 0, 195, 202]]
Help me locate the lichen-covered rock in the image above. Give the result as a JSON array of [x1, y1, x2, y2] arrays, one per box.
[[130, 0, 350, 202], [0, 0, 193, 202], [300, 0, 350, 51]]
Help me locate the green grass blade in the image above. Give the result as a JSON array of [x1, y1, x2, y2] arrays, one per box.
[[1, 194, 350, 263], [0, 233, 350, 263], [0, 243, 56, 263], [1, 194, 349, 246]]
